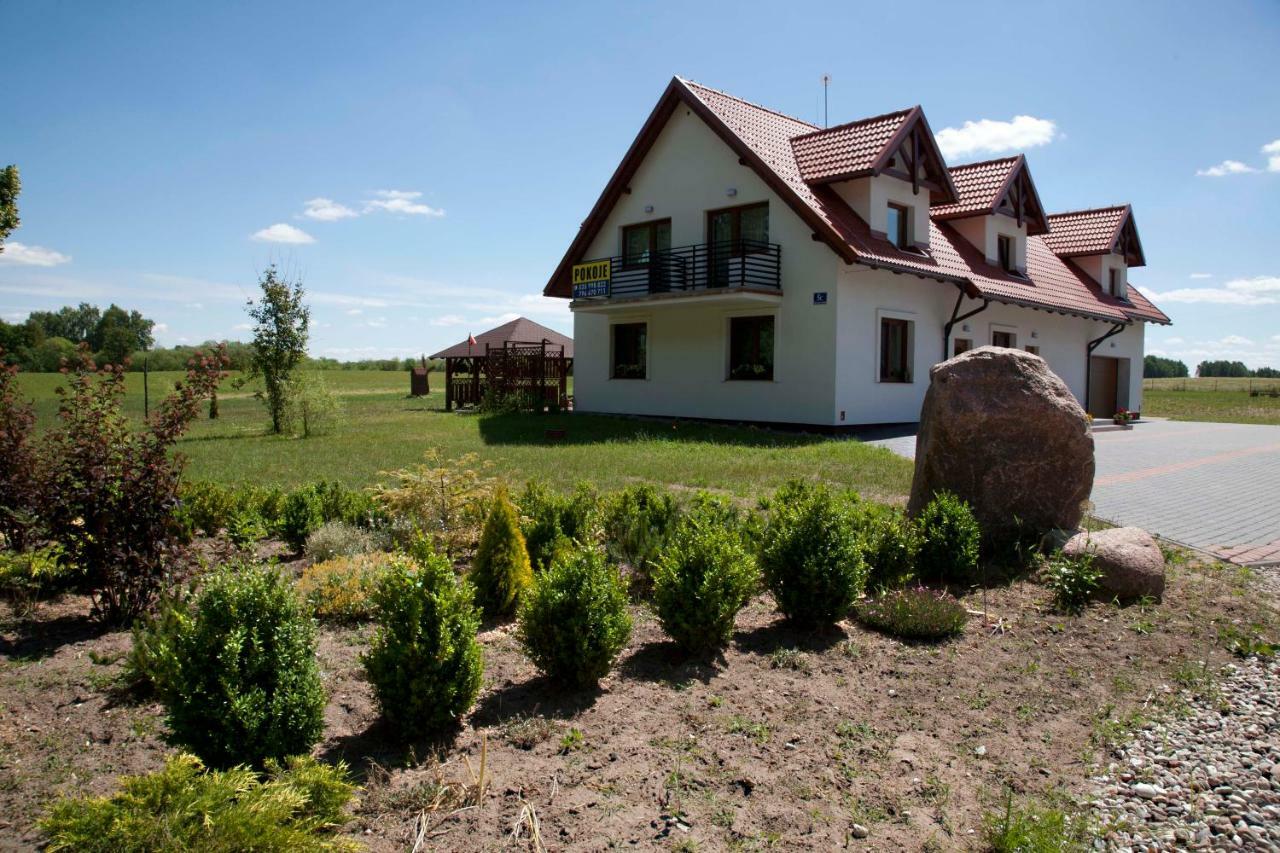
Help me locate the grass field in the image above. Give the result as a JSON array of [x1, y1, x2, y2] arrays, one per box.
[[1142, 377, 1280, 426], [14, 370, 913, 500]]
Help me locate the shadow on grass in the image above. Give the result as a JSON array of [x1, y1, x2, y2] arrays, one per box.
[[0, 611, 110, 661], [476, 412, 835, 449], [469, 674, 603, 730], [732, 616, 849, 657], [617, 639, 721, 687]]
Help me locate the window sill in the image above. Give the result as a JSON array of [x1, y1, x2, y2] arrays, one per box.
[[876, 378, 914, 384]]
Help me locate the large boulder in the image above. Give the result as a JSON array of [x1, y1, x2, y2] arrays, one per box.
[[907, 346, 1094, 541], [1062, 527, 1166, 601]]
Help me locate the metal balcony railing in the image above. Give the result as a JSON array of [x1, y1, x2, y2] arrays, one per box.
[[574, 240, 782, 300]]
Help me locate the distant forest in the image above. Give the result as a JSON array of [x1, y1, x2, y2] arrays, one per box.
[[1144, 355, 1278, 379], [0, 302, 432, 372]]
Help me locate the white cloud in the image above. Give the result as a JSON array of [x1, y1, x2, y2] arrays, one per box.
[[1189, 273, 1213, 280], [1163, 337, 1185, 345], [153, 323, 170, 335], [251, 223, 315, 244], [345, 308, 363, 316], [1147, 276, 1280, 306], [301, 197, 358, 221], [232, 322, 252, 331], [1263, 139, 1280, 173], [364, 190, 445, 217], [1196, 159, 1257, 177], [0, 241, 72, 266], [365, 317, 388, 328], [935, 115, 1057, 161], [430, 314, 467, 327], [1220, 334, 1254, 346]]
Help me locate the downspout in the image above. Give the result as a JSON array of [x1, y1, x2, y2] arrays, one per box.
[[1084, 322, 1128, 413], [942, 285, 991, 358]]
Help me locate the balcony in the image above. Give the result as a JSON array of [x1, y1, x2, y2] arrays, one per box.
[[571, 240, 782, 307]]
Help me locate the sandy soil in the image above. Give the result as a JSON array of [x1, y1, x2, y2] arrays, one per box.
[[1, 557, 1275, 851]]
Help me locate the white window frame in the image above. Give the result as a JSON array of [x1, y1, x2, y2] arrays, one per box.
[[875, 308, 917, 383]]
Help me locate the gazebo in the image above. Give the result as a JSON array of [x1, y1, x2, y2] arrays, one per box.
[[430, 317, 574, 412]]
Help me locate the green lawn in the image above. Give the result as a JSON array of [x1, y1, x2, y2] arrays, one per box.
[[15, 370, 912, 501], [1141, 379, 1280, 426]]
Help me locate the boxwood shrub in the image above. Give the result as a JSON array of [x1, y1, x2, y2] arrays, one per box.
[[758, 481, 867, 627], [159, 562, 327, 768], [362, 549, 484, 737], [652, 507, 759, 654], [518, 546, 631, 688], [915, 490, 982, 586]]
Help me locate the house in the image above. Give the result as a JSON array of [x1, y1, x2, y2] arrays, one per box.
[[542, 77, 1170, 427], [430, 316, 573, 411]]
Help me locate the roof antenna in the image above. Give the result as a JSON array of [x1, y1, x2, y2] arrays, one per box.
[[821, 73, 831, 128]]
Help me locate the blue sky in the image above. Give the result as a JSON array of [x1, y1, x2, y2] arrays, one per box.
[[2, 0, 1278, 367]]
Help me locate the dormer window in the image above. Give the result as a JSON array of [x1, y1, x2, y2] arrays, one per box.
[[998, 235, 1015, 272], [1108, 268, 1119, 297], [887, 203, 909, 248]]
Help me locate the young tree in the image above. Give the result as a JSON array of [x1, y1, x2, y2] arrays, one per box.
[[0, 165, 19, 252], [245, 266, 310, 434]]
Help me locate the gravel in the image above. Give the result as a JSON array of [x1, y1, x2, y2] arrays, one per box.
[[1091, 657, 1280, 851]]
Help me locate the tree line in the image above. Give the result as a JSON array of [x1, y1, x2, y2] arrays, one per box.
[[1144, 355, 1277, 379]]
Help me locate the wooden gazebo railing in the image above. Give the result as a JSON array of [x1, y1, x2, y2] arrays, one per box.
[[443, 340, 569, 413]]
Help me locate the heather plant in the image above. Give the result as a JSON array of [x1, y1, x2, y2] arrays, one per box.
[[758, 481, 867, 627], [297, 552, 394, 622], [39, 344, 227, 622], [852, 502, 919, 590], [373, 450, 495, 558], [853, 587, 968, 641], [1042, 552, 1103, 614], [915, 491, 982, 586], [305, 521, 378, 563], [518, 480, 601, 571], [518, 546, 632, 688], [40, 753, 358, 853], [651, 507, 759, 654], [470, 487, 534, 620], [362, 549, 484, 737], [160, 562, 326, 768], [600, 484, 680, 594]]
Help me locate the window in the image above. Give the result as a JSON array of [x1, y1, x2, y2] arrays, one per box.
[[728, 315, 774, 381], [1025, 345, 1040, 356], [997, 235, 1015, 272], [1108, 268, 1119, 297], [622, 219, 671, 267], [953, 338, 973, 356], [880, 317, 912, 382], [611, 323, 647, 379], [886, 203, 910, 248], [991, 330, 1016, 348], [709, 203, 768, 286]]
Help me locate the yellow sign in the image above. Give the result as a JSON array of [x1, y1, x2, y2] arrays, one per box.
[[572, 259, 611, 286], [571, 259, 611, 298]]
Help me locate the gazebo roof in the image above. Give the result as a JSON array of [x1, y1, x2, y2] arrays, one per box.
[[429, 316, 573, 359]]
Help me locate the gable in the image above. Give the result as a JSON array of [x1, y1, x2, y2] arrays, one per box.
[[1044, 205, 1146, 266], [932, 155, 1049, 235]]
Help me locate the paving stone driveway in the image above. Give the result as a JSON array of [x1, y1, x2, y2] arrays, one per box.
[[868, 419, 1280, 567]]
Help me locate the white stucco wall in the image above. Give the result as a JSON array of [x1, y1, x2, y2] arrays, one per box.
[[570, 105, 841, 424], [833, 175, 933, 249], [835, 264, 1146, 424], [950, 214, 1028, 271], [1074, 253, 1129, 298]]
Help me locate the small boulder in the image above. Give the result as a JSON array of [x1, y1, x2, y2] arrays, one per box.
[[908, 347, 1095, 541], [1063, 526, 1165, 601]]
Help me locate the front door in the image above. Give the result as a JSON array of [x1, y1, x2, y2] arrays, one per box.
[[1088, 356, 1119, 417]]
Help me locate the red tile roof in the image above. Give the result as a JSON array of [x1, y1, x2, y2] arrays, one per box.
[[544, 77, 1167, 326], [1042, 206, 1129, 256], [430, 317, 573, 360], [930, 157, 1019, 219], [790, 109, 914, 182]]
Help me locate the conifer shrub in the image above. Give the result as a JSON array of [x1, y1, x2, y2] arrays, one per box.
[[125, 589, 192, 695], [39, 753, 358, 853], [297, 552, 395, 622], [651, 507, 759, 654], [518, 481, 601, 571], [600, 484, 681, 594], [470, 487, 533, 620], [853, 586, 968, 641], [518, 546, 632, 688], [852, 502, 919, 590], [362, 549, 484, 737], [758, 481, 867, 627], [160, 562, 326, 768], [915, 491, 982, 585]]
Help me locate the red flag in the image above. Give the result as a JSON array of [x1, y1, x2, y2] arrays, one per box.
[[467, 333, 477, 346]]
